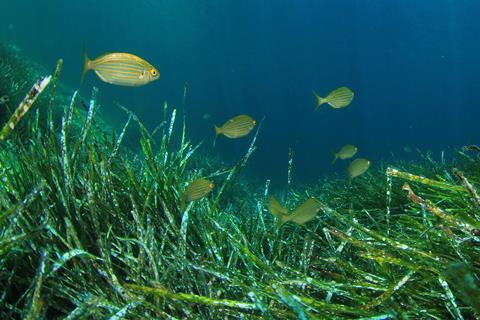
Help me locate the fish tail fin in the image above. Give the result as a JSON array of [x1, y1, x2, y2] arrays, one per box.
[[312, 90, 325, 111], [80, 48, 91, 84], [332, 153, 338, 164], [214, 125, 222, 136], [213, 125, 221, 147]]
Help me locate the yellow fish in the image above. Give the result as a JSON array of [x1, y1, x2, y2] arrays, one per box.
[[268, 197, 321, 227], [214, 115, 256, 145], [332, 144, 358, 164], [312, 86, 354, 110], [347, 158, 371, 179], [181, 178, 214, 211], [81, 51, 159, 87]]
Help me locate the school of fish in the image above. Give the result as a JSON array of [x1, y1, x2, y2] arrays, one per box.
[[80, 50, 372, 224]]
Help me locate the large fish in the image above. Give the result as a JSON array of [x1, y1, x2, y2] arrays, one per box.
[[81, 51, 159, 87]]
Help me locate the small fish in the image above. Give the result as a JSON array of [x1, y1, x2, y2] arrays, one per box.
[[203, 113, 211, 120], [347, 158, 371, 179], [181, 178, 214, 211], [214, 115, 256, 144], [269, 197, 321, 227], [81, 50, 159, 87], [0, 95, 9, 105], [332, 144, 358, 164], [312, 86, 354, 110]]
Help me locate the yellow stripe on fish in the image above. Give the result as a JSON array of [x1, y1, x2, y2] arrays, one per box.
[[312, 86, 354, 110], [81, 50, 160, 87]]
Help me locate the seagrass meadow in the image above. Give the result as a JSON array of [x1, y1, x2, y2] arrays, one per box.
[[1, 45, 480, 320]]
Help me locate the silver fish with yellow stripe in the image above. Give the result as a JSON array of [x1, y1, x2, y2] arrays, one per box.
[[81, 51, 159, 87]]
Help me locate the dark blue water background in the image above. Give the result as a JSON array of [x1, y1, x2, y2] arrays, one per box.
[[2, 1, 479, 189]]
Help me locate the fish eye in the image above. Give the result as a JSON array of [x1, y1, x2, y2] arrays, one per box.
[[209, 183, 214, 189], [150, 68, 158, 76]]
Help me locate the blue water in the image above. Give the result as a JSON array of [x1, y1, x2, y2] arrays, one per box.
[[2, 1, 480, 187]]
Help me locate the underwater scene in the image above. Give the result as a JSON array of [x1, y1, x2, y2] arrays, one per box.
[[1, 1, 480, 319]]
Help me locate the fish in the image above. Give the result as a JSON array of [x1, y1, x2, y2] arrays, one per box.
[[181, 178, 214, 211], [0, 95, 9, 105], [203, 113, 211, 120], [214, 115, 256, 144], [332, 144, 358, 164], [312, 86, 354, 110], [269, 197, 321, 227], [347, 158, 371, 179], [183, 178, 215, 202], [81, 50, 159, 87]]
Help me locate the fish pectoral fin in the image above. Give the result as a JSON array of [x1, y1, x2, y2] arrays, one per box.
[[328, 101, 338, 108]]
